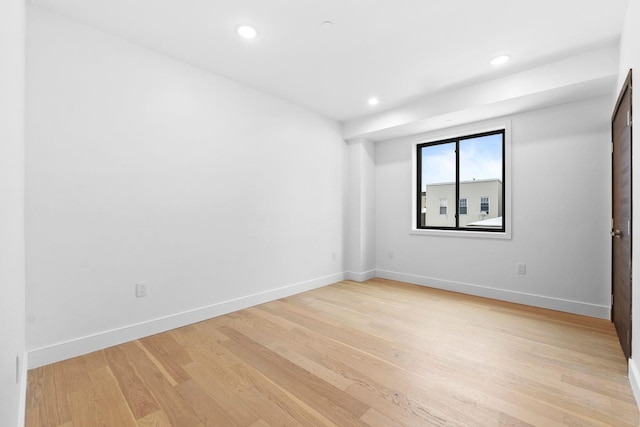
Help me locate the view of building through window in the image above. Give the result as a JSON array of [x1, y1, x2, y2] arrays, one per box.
[[418, 130, 504, 231]]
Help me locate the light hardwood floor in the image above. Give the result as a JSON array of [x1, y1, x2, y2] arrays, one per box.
[[26, 278, 640, 426]]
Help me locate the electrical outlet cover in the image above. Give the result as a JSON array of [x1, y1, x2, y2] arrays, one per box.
[[136, 282, 147, 297]]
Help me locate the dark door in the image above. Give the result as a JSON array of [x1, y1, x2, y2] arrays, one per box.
[[612, 69, 633, 360]]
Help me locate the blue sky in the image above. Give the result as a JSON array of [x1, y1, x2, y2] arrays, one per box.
[[421, 133, 502, 188]]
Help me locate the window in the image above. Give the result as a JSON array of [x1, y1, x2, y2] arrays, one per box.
[[417, 129, 505, 232], [480, 197, 489, 215], [439, 199, 448, 215], [459, 198, 468, 215]]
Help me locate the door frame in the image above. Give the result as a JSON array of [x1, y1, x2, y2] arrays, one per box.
[[612, 68, 633, 360]]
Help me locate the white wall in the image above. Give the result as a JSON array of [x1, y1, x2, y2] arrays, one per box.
[[26, 6, 346, 367], [345, 139, 376, 281], [0, 0, 26, 425], [618, 0, 640, 405], [376, 96, 611, 317]]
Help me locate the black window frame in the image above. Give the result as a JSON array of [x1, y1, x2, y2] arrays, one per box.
[[416, 129, 505, 232]]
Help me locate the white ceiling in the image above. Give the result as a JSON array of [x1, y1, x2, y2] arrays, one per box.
[[28, 0, 630, 122]]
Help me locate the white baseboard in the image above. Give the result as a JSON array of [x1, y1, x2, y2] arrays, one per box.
[[17, 350, 27, 427], [629, 358, 640, 409], [345, 270, 376, 282], [376, 270, 610, 319], [27, 272, 345, 369], [26, 269, 612, 369]]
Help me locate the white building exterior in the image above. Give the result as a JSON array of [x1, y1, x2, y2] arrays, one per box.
[[421, 179, 503, 228]]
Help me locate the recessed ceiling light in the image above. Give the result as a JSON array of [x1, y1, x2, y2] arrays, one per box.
[[368, 97, 379, 106], [490, 55, 510, 66], [237, 25, 259, 40], [321, 20, 334, 30]]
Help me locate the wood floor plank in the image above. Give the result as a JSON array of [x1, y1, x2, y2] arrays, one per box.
[[137, 333, 193, 385], [31, 364, 72, 427], [235, 307, 498, 425], [219, 325, 370, 426], [103, 345, 160, 419], [26, 278, 640, 427], [268, 341, 355, 391], [220, 311, 432, 425], [83, 350, 108, 372], [498, 412, 534, 427], [132, 341, 180, 387], [136, 409, 172, 427], [233, 383, 311, 426], [66, 387, 100, 426], [222, 310, 355, 391], [88, 366, 138, 427], [173, 379, 240, 426], [230, 361, 338, 427], [118, 341, 202, 427], [24, 407, 41, 427], [359, 407, 405, 427], [251, 310, 501, 425], [181, 361, 261, 426], [58, 357, 91, 394]]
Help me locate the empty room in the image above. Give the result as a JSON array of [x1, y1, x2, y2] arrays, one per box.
[[2, 0, 640, 426]]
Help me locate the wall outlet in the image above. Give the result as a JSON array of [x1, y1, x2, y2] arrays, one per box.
[[332, 251, 337, 261], [136, 282, 148, 297], [388, 251, 394, 259], [517, 263, 527, 275]]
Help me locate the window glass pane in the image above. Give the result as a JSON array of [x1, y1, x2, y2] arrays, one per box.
[[459, 198, 468, 215], [480, 197, 490, 214], [459, 134, 503, 228], [421, 142, 456, 227], [439, 199, 448, 215]]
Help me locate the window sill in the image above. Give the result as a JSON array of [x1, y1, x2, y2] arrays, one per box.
[[410, 228, 512, 240]]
